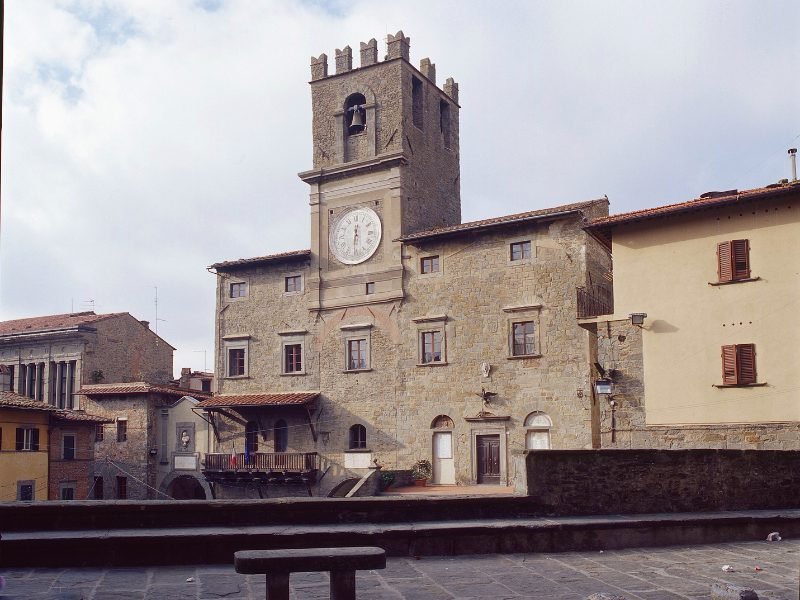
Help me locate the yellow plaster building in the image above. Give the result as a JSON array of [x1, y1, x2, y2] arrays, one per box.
[[584, 181, 800, 448]]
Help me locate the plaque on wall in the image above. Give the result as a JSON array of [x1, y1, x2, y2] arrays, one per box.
[[174, 455, 198, 471]]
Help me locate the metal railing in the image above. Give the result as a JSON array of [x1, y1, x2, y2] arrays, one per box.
[[204, 452, 319, 472], [576, 286, 614, 318]]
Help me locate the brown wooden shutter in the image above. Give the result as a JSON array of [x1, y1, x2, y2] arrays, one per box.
[[736, 344, 756, 384], [16, 428, 24, 451], [732, 239, 750, 280], [717, 241, 733, 282], [721, 345, 738, 384]]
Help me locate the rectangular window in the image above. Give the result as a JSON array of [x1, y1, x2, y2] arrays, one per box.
[[26, 363, 35, 398], [721, 344, 757, 385], [16, 427, 39, 451], [284, 344, 302, 373], [93, 476, 104, 500], [421, 331, 444, 364], [510, 241, 532, 261], [228, 348, 246, 376], [0, 364, 14, 392], [63, 433, 76, 460], [229, 282, 247, 298], [285, 275, 302, 293], [117, 476, 127, 500], [201, 379, 211, 392], [60, 483, 76, 501], [412, 76, 424, 129], [95, 424, 104, 442], [421, 255, 440, 274], [117, 420, 128, 443], [717, 239, 750, 282], [512, 321, 536, 356], [347, 339, 368, 370], [365, 282, 375, 295], [18, 482, 34, 501]]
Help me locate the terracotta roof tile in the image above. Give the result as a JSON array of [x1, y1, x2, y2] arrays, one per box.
[[397, 199, 607, 243], [210, 249, 311, 271], [0, 391, 58, 411], [0, 311, 117, 336], [77, 382, 211, 399], [197, 392, 319, 408], [52, 410, 113, 424], [588, 181, 800, 229]]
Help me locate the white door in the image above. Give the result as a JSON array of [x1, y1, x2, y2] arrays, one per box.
[[432, 431, 455, 484]]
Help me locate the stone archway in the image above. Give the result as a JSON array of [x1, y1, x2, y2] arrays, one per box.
[[160, 471, 212, 500]]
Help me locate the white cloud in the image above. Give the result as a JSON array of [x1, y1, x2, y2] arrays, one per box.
[[2, 0, 798, 376]]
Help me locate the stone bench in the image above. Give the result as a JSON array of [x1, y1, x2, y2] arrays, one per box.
[[234, 546, 386, 600]]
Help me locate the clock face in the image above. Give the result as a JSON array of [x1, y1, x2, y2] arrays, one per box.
[[329, 206, 382, 265]]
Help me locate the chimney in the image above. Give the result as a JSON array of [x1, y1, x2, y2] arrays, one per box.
[[789, 148, 797, 182], [140, 320, 150, 329]]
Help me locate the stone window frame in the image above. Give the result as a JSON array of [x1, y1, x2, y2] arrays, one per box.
[[116, 418, 128, 443], [116, 475, 128, 499], [365, 281, 375, 295], [62, 431, 77, 460], [283, 273, 304, 296], [419, 254, 442, 278], [223, 335, 251, 379], [412, 315, 448, 367], [17, 480, 35, 501], [228, 280, 249, 301], [92, 475, 104, 500], [508, 238, 533, 265], [348, 423, 368, 450], [59, 481, 77, 500], [524, 411, 552, 450], [341, 323, 373, 373], [503, 304, 543, 359], [95, 424, 104, 442], [279, 330, 307, 376]]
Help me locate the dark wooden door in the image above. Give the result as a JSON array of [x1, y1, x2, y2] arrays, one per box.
[[476, 435, 501, 484]]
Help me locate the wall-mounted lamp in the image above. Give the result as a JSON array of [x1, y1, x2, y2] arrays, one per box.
[[149, 448, 158, 456], [629, 313, 647, 327], [594, 378, 614, 396]]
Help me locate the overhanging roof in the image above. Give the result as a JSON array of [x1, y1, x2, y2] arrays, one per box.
[[196, 392, 319, 409], [209, 249, 311, 272], [77, 382, 211, 400]]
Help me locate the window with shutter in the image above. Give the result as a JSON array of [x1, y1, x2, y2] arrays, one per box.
[[721, 343, 757, 385], [717, 239, 750, 282]]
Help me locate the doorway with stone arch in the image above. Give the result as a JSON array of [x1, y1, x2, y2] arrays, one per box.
[[430, 415, 455, 484], [165, 474, 207, 500]]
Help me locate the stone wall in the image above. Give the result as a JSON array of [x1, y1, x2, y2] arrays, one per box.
[[524, 449, 800, 514]]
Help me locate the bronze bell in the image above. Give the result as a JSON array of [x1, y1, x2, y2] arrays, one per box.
[[349, 106, 365, 133]]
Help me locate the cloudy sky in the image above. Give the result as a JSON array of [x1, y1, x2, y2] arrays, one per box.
[[2, 0, 798, 377]]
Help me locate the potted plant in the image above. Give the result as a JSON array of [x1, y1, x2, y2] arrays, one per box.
[[411, 459, 432, 486]]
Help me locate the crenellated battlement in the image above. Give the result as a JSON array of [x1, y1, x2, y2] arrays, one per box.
[[309, 31, 458, 102]]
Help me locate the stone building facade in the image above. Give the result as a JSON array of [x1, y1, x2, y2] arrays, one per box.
[[203, 32, 611, 496], [78, 383, 212, 500], [0, 311, 175, 408], [583, 182, 800, 449]]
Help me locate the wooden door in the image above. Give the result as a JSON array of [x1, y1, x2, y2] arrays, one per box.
[[476, 434, 500, 484]]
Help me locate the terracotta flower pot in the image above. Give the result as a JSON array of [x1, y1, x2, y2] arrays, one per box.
[[413, 479, 427, 487]]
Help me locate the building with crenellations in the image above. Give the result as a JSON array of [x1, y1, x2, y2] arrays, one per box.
[[200, 32, 613, 497], [582, 180, 800, 449]]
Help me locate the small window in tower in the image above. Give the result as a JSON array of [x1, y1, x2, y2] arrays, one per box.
[[345, 93, 367, 135], [412, 76, 424, 129], [440, 100, 451, 149]]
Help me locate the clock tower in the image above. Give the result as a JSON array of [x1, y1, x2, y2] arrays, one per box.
[[298, 32, 460, 311]]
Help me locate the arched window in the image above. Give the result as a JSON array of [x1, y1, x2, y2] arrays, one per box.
[[524, 412, 552, 450], [245, 421, 259, 455], [431, 415, 454, 429], [274, 419, 288, 453], [344, 93, 366, 135], [349, 424, 367, 449]]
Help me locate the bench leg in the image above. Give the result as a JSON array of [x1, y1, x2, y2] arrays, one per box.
[[330, 570, 356, 600], [265, 572, 290, 600]]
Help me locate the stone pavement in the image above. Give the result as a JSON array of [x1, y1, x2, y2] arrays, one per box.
[[1, 539, 797, 600]]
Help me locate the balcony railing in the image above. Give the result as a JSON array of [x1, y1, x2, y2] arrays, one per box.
[[204, 452, 319, 473], [576, 285, 613, 318]]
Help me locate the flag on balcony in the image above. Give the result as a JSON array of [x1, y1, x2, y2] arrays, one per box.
[[230, 443, 237, 468], [244, 441, 251, 466]]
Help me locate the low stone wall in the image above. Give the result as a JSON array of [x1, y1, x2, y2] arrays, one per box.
[[525, 449, 800, 514]]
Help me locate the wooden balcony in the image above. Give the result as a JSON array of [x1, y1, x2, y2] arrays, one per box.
[[202, 452, 320, 486]]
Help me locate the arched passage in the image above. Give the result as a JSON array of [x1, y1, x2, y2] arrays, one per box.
[[165, 475, 207, 500]]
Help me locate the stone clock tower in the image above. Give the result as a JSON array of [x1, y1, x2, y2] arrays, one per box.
[[298, 32, 460, 311]]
